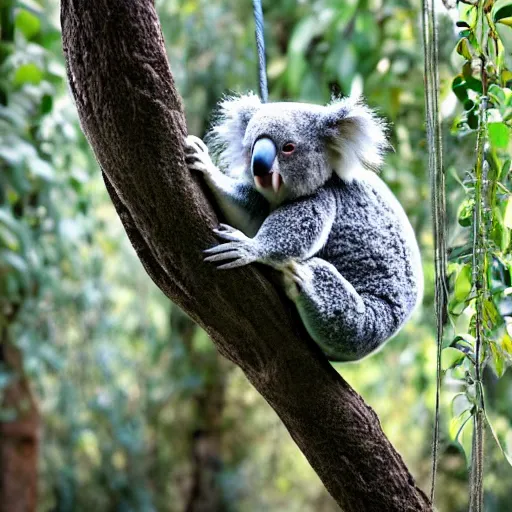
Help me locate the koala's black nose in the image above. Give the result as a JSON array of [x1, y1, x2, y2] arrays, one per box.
[[251, 137, 277, 177]]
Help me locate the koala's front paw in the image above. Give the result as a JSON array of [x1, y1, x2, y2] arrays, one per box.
[[204, 224, 259, 270], [184, 135, 215, 175]]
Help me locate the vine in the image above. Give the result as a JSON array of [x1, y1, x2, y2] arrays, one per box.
[[421, 0, 447, 503], [445, 0, 512, 508]]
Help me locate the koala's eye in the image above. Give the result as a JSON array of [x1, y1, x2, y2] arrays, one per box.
[[282, 142, 296, 154]]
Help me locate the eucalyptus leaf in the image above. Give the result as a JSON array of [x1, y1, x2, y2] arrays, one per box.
[[504, 196, 512, 228], [14, 63, 43, 86], [488, 122, 510, 149], [485, 411, 512, 466], [492, 0, 512, 25], [442, 347, 467, 370], [490, 342, 506, 377], [454, 264, 472, 302], [456, 37, 473, 60], [15, 9, 41, 40], [489, 84, 506, 106], [496, 24, 512, 69]]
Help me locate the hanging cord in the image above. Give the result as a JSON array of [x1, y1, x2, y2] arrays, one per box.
[[252, 0, 268, 103], [422, 0, 447, 504]]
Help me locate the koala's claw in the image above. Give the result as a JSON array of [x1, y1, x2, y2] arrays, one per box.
[[281, 261, 311, 300], [186, 159, 208, 173], [185, 135, 209, 154], [204, 225, 258, 269], [212, 224, 248, 242], [203, 249, 241, 261], [184, 135, 214, 175], [282, 261, 308, 286]]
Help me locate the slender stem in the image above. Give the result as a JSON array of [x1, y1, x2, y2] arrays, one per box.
[[422, 0, 447, 504], [469, 6, 489, 505], [469, 410, 485, 511]]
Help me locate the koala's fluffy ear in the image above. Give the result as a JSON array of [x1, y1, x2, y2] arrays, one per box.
[[322, 96, 389, 181], [208, 93, 261, 172]]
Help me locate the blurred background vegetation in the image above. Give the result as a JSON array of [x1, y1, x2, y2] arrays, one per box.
[[0, 0, 511, 511]]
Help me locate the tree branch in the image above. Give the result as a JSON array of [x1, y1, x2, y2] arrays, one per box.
[[60, 1, 432, 510]]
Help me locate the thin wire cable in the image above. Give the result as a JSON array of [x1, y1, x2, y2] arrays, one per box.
[[252, 0, 268, 103]]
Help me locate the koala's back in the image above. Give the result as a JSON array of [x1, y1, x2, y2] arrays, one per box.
[[319, 172, 423, 318]]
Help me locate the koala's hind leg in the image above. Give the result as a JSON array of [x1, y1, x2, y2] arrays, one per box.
[[283, 258, 402, 361]]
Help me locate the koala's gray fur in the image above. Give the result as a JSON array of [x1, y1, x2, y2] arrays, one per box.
[[185, 93, 423, 361]]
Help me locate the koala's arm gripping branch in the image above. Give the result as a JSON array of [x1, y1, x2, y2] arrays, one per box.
[[60, 2, 432, 511], [255, 190, 336, 261]]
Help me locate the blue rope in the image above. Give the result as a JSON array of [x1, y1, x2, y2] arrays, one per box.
[[252, 0, 268, 103]]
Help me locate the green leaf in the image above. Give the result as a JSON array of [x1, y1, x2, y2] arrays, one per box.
[[14, 63, 43, 86], [493, 205, 510, 251], [41, 94, 53, 115], [493, 0, 512, 25], [450, 335, 476, 356], [490, 342, 506, 377], [449, 408, 472, 442], [463, 99, 475, 111], [504, 195, 512, 228], [442, 347, 466, 370], [458, 198, 474, 227], [468, 110, 479, 129], [456, 37, 473, 60], [15, 9, 41, 40], [465, 76, 483, 93], [502, 331, 512, 355], [488, 122, 510, 149], [484, 297, 503, 330], [452, 75, 468, 102], [454, 264, 472, 302], [489, 84, 506, 106], [496, 24, 512, 69], [502, 70, 512, 82], [485, 411, 512, 466]]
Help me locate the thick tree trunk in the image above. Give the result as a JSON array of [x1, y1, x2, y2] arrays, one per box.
[[60, 1, 432, 510], [0, 332, 40, 512]]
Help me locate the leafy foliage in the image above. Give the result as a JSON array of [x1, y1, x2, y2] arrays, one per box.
[[442, 0, 512, 507]]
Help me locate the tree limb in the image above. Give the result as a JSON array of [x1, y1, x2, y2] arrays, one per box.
[[60, 1, 432, 510]]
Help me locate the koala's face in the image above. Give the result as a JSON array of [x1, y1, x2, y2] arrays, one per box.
[[210, 93, 388, 205], [242, 103, 332, 203]]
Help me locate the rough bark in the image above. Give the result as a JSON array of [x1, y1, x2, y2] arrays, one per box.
[[60, 1, 432, 510]]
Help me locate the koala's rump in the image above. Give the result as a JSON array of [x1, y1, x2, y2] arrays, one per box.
[[318, 173, 423, 312]]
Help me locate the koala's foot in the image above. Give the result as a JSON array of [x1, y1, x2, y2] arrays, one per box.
[[204, 224, 260, 269], [184, 135, 216, 175], [281, 260, 312, 300]]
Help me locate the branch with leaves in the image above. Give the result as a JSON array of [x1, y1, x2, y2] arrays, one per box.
[[443, 1, 512, 509]]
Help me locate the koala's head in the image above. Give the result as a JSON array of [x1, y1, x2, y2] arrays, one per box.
[[209, 92, 388, 204]]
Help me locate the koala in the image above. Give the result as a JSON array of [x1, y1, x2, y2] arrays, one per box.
[[185, 93, 423, 361]]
